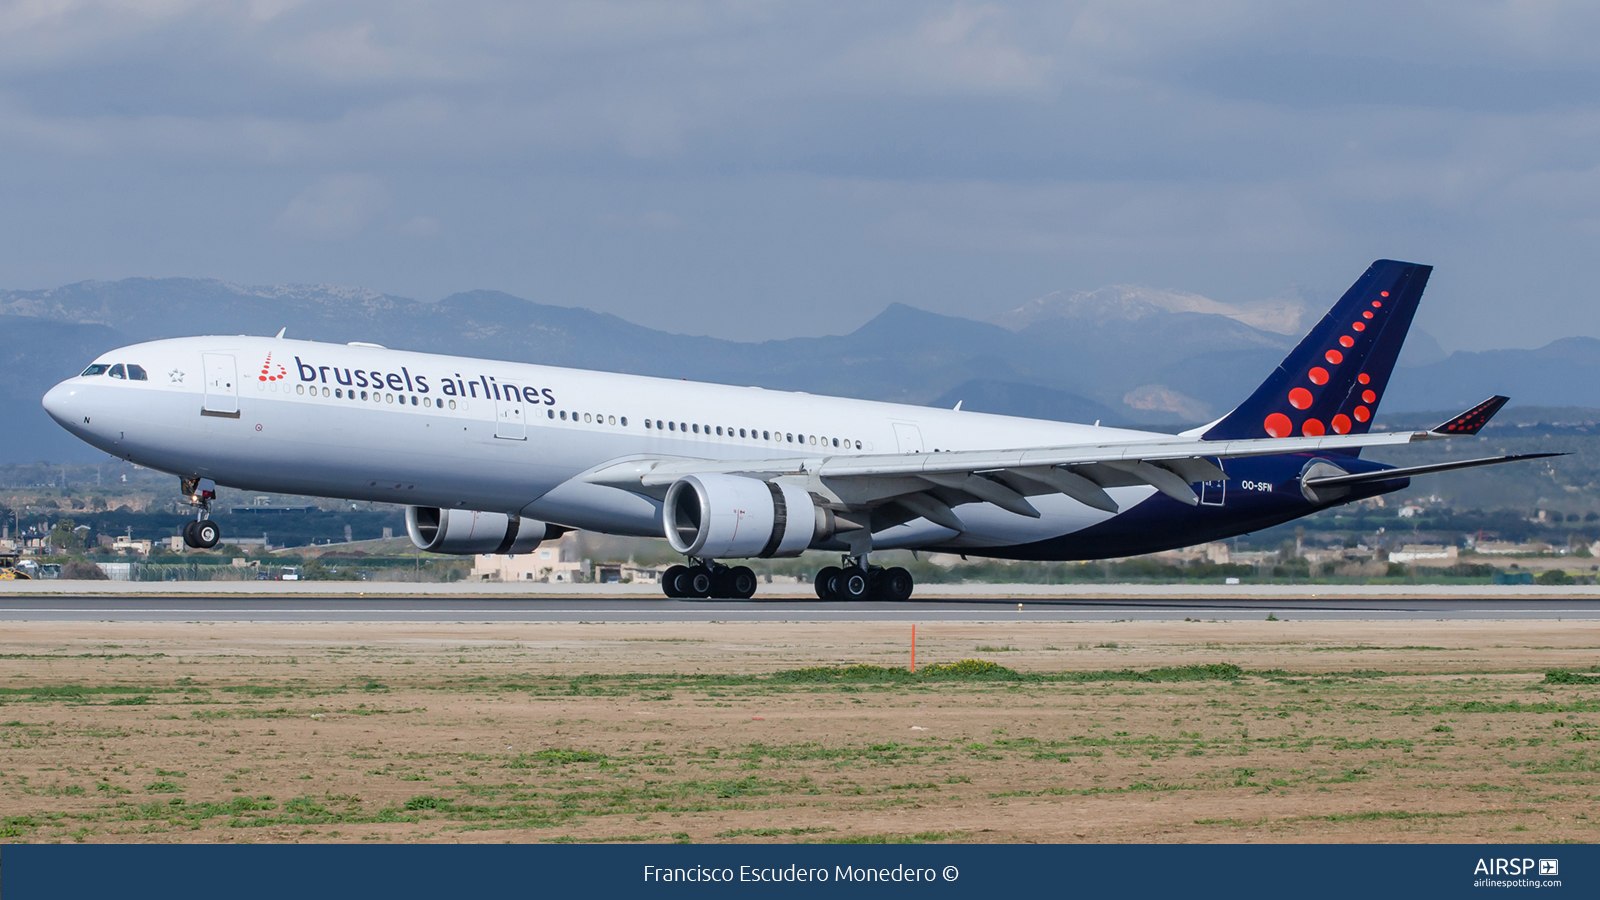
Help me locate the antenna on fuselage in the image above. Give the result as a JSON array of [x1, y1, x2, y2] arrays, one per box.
[[274, 327, 286, 339]]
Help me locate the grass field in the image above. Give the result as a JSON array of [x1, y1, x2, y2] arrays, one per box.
[[0, 620, 1595, 844]]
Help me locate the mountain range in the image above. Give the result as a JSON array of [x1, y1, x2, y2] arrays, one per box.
[[1, 277, 1591, 464]]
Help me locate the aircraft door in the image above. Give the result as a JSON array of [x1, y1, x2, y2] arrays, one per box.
[[1200, 457, 1225, 506], [892, 422, 924, 454], [201, 353, 240, 418], [495, 389, 527, 440]]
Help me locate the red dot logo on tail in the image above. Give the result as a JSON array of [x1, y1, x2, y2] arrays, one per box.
[[1301, 418, 1325, 436], [1264, 413, 1292, 437], [1288, 387, 1313, 409]]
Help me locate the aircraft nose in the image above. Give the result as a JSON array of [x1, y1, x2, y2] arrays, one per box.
[[42, 381, 82, 426]]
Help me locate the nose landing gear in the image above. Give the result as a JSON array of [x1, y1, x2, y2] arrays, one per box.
[[661, 560, 758, 599], [814, 557, 913, 602], [179, 476, 222, 550]]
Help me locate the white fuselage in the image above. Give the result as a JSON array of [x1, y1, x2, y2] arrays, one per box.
[[43, 336, 1166, 551]]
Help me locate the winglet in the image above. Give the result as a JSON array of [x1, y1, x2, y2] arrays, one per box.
[[1431, 395, 1509, 436]]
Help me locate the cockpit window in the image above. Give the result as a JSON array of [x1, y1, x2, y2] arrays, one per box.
[[81, 364, 110, 377], [127, 364, 148, 381], [108, 364, 126, 379]]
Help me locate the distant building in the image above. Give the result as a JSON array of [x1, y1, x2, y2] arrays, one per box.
[[471, 531, 665, 584], [109, 536, 152, 556], [1387, 544, 1458, 565]]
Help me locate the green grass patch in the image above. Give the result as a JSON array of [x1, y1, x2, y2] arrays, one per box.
[[1545, 670, 1600, 685]]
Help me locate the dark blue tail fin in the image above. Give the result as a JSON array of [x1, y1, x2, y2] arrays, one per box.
[[1203, 259, 1430, 443]]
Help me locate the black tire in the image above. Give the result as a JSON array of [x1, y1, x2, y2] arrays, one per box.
[[839, 567, 871, 600], [685, 566, 713, 598], [814, 566, 842, 601], [710, 567, 735, 599], [662, 564, 689, 598], [882, 567, 914, 602], [181, 520, 200, 549], [729, 566, 758, 600], [193, 520, 221, 549]]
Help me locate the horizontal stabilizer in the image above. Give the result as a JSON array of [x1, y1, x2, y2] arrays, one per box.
[[1302, 453, 1563, 489], [1431, 395, 1510, 436]]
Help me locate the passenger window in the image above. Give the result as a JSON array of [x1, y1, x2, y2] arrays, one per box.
[[80, 364, 110, 377], [620, 417, 627, 426], [608, 416, 616, 425], [108, 364, 126, 379], [855, 440, 861, 449], [786, 433, 793, 442], [449, 399, 457, 409], [763, 431, 770, 440], [546, 408, 552, 418], [645, 419, 653, 429], [832, 438, 839, 447], [668, 421, 676, 431], [126, 364, 148, 381], [584, 413, 592, 423], [561, 410, 567, 420]]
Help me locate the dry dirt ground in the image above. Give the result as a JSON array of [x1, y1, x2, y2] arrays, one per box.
[[0, 619, 1596, 844]]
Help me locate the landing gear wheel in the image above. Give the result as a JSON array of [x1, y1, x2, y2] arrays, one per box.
[[662, 564, 689, 598], [193, 520, 221, 549], [684, 566, 713, 599], [727, 566, 758, 600], [710, 567, 735, 599], [815, 566, 842, 601], [881, 567, 914, 602], [181, 520, 199, 548], [839, 567, 871, 601]]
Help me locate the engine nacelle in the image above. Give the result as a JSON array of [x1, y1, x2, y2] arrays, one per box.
[[663, 474, 821, 559], [405, 507, 557, 555]]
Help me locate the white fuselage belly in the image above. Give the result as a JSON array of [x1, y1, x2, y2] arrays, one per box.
[[46, 336, 1162, 551]]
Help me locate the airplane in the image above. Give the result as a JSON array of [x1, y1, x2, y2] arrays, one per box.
[[40, 259, 1553, 601]]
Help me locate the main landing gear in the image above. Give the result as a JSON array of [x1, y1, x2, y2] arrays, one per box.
[[661, 560, 758, 599], [814, 556, 914, 602], [180, 476, 222, 550]]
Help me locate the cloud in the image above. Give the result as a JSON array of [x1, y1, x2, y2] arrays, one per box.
[[397, 215, 442, 237], [1, 1, 1599, 348], [271, 173, 391, 241], [594, 209, 684, 231]]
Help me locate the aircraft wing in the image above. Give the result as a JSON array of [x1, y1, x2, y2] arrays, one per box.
[[585, 425, 1457, 521]]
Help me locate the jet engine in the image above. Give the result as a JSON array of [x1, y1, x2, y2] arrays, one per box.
[[405, 507, 560, 555], [663, 474, 825, 558]]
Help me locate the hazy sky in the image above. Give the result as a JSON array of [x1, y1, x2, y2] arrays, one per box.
[[1, 1, 1597, 348]]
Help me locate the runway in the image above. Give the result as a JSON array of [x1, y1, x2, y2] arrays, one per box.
[[2, 595, 1598, 622]]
